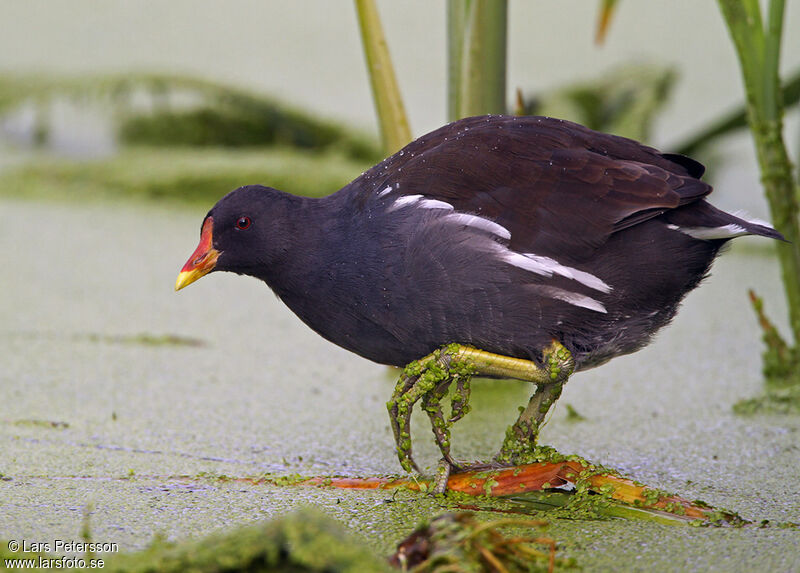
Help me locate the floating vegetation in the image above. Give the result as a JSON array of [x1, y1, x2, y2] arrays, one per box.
[[0, 72, 377, 203], [80, 332, 206, 347], [0, 508, 576, 572], [250, 452, 745, 526], [391, 512, 572, 572], [9, 330, 206, 348], [120, 104, 378, 161], [0, 146, 372, 203], [1, 508, 391, 573], [7, 419, 69, 429], [0, 72, 380, 160]]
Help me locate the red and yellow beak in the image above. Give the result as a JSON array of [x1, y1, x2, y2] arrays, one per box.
[[175, 217, 220, 291]]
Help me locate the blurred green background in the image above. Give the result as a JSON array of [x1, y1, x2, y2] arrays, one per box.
[[1, 1, 798, 210]]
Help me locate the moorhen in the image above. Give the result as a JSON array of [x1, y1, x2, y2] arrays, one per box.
[[176, 115, 782, 479]]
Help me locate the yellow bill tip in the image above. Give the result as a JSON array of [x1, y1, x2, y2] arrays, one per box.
[[175, 270, 201, 291], [175, 217, 219, 292]]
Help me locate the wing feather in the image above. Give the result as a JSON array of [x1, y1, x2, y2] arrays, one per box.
[[350, 115, 712, 261]]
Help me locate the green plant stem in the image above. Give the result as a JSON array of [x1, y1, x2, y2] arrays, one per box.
[[447, 0, 467, 121], [718, 0, 800, 347], [354, 0, 412, 154], [447, 0, 507, 120], [755, 130, 800, 345], [763, 0, 784, 119]]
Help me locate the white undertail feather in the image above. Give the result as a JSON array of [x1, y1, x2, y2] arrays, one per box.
[[667, 210, 778, 241], [667, 223, 749, 240]]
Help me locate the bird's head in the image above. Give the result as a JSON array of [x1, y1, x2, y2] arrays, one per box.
[[175, 185, 291, 291]]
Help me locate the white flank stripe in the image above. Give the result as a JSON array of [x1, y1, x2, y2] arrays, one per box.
[[550, 291, 607, 313], [530, 285, 607, 313], [672, 224, 748, 240], [388, 194, 454, 212], [388, 194, 424, 210], [502, 251, 612, 293], [444, 213, 512, 240], [418, 198, 455, 211]]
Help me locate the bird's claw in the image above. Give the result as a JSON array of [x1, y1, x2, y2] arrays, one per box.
[[387, 347, 474, 474], [432, 458, 453, 494]]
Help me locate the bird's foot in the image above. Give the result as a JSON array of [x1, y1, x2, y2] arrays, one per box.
[[387, 345, 477, 473], [387, 341, 574, 477]]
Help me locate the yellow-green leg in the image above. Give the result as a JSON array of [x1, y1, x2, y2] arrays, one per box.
[[495, 379, 565, 464], [386, 341, 575, 477]]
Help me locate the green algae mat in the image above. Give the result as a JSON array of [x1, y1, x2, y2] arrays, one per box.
[[1, 199, 799, 571]]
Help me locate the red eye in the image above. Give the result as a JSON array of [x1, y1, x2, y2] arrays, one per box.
[[236, 216, 251, 230]]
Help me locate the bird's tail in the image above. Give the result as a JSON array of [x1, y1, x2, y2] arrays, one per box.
[[663, 200, 785, 241]]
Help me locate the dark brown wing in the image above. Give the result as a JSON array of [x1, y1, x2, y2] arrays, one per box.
[[352, 115, 712, 262]]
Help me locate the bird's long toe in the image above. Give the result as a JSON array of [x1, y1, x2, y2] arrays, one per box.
[[386, 389, 419, 474], [448, 373, 472, 424]]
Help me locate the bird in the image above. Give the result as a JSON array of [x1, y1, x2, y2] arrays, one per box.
[[175, 114, 783, 479]]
